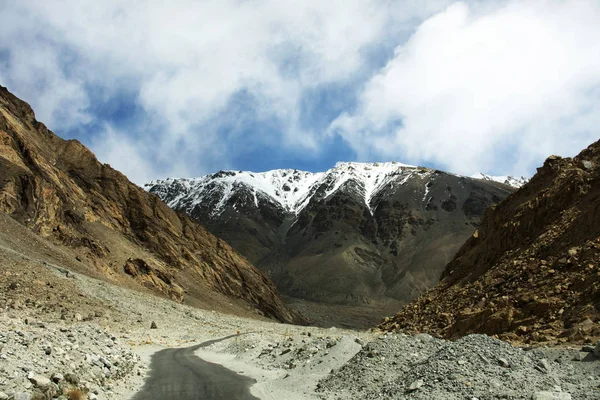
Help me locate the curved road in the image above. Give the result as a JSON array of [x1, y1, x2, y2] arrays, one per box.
[[132, 335, 259, 400]]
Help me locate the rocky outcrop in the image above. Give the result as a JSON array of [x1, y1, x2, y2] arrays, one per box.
[[380, 140, 600, 344], [0, 85, 297, 323]]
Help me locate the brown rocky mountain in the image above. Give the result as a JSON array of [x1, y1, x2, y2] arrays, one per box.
[[380, 140, 600, 344], [0, 85, 298, 324], [147, 162, 517, 327]]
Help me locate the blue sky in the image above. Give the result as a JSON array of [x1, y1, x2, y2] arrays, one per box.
[[1, 0, 599, 184]]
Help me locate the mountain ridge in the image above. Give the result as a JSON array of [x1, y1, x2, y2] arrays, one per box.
[[470, 172, 528, 188], [380, 139, 600, 344], [147, 162, 526, 219]]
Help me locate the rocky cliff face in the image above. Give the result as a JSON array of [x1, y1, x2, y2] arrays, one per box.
[[380, 140, 600, 344], [0, 85, 297, 324], [147, 162, 515, 326]]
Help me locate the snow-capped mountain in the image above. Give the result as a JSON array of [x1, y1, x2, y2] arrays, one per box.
[[148, 168, 320, 217], [147, 163, 524, 219], [146, 162, 517, 327], [470, 173, 528, 188], [147, 162, 432, 217]]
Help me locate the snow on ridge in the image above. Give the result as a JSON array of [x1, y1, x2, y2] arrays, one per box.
[[470, 173, 528, 188], [147, 164, 527, 218], [147, 162, 428, 216], [325, 161, 420, 213], [149, 169, 324, 215]]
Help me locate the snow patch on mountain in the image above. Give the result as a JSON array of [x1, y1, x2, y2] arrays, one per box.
[[470, 173, 528, 188]]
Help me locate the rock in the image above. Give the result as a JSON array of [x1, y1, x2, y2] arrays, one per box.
[[367, 350, 379, 358], [594, 340, 600, 358], [150, 321, 158, 329], [572, 352, 589, 361], [0, 87, 299, 325], [354, 338, 365, 346], [64, 372, 80, 385], [52, 373, 64, 383], [538, 358, 551, 373], [99, 356, 112, 368], [0, 392, 8, 400], [415, 333, 435, 343], [498, 358, 510, 368], [407, 379, 424, 391], [532, 391, 572, 400], [12, 393, 32, 400], [28, 373, 51, 389]]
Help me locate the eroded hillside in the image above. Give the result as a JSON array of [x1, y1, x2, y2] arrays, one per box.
[[0, 85, 297, 324]]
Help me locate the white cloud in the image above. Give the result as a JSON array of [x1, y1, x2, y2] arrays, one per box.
[[90, 126, 160, 185], [2, 1, 598, 182], [331, 0, 600, 176], [0, 0, 451, 183]]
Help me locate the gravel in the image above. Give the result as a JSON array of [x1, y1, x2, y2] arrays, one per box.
[[317, 333, 600, 399], [0, 315, 141, 400]]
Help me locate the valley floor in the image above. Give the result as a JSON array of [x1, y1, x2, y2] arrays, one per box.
[[1, 242, 600, 399]]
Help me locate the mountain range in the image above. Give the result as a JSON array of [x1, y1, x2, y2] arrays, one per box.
[[147, 162, 521, 326]]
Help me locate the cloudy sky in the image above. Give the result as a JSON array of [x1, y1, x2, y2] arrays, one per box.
[[1, 0, 599, 183]]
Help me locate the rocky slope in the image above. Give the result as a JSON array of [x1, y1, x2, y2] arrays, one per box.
[[0, 85, 297, 324], [380, 140, 600, 345], [147, 163, 516, 326]]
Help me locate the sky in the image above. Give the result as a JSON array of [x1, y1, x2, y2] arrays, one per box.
[[1, 0, 599, 184]]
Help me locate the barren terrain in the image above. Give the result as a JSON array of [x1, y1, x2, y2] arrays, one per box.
[[1, 219, 599, 399]]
